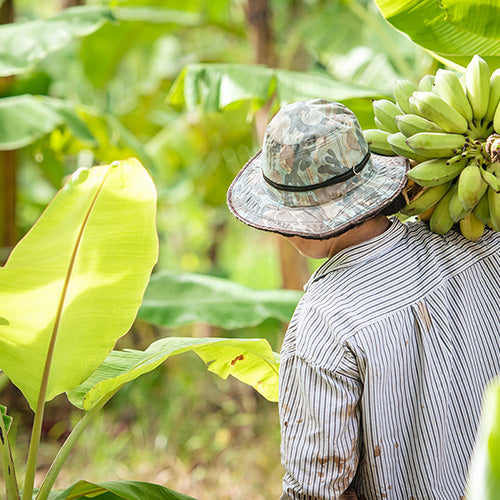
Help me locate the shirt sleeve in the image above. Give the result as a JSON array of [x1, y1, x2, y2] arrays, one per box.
[[279, 352, 362, 499]]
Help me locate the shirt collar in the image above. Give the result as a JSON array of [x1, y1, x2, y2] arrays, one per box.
[[304, 217, 408, 291]]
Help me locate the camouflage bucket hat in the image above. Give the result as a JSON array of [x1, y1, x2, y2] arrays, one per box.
[[227, 99, 409, 239]]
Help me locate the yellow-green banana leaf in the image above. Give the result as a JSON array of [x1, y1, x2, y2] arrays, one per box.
[[0, 158, 158, 410], [67, 337, 280, 410]]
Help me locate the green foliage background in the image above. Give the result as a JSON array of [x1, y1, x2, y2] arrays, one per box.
[[3, 0, 500, 498]]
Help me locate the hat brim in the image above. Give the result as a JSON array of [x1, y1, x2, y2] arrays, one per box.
[[227, 151, 409, 239]]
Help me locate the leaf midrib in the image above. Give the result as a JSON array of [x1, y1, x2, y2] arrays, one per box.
[[38, 167, 111, 401]]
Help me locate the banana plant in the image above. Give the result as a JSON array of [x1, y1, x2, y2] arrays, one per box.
[[0, 158, 284, 500]]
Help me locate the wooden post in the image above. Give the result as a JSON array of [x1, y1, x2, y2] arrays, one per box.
[[246, 0, 310, 290], [0, 0, 17, 264], [61, 0, 85, 8]]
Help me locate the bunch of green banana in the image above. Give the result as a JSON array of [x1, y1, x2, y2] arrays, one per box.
[[363, 54, 500, 242]]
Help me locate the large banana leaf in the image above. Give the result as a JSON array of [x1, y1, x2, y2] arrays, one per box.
[[168, 63, 391, 128], [0, 6, 115, 78], [52, 480, 196, 500], [374, 0, 500, 68], [138, 270, 301, 329], [0, 158, 158, 410], [67, 337, 279, 411], [467, 378, 500, 499], [440, 0, 500, 40]]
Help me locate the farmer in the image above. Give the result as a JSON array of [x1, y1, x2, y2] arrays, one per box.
[[226, 99, 500, 499]]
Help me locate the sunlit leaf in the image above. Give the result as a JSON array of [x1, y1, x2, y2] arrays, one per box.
[[0, 6, 115, 77], [441, 0, 500, 40], [467, 377, 500, 499], [374, 0, 500, 68], [53, 479, 196, 500], [0, 159, 158, 410], [67, 337, 280, 410], [137, 270, 301, 329]]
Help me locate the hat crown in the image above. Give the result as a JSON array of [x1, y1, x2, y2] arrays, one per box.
[[262, 99, 369, 188]]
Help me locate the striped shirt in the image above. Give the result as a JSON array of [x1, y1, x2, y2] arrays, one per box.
[[279, 217, 500, 500]]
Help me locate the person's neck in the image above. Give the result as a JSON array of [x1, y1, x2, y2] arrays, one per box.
[[325, 215, 391, 258], [283, 215, 392, 260]]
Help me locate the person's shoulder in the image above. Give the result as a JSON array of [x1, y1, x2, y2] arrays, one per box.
[[403, 219, 499, 255]]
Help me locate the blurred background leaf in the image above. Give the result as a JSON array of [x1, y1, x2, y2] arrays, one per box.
[[138, 270, 302, 329], [0, 6, 115, 77]]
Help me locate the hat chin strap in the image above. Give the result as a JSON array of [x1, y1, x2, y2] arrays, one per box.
[[262, 152, 370, 193]]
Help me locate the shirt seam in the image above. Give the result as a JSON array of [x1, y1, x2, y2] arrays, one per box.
[[292, 345, 361, 382]]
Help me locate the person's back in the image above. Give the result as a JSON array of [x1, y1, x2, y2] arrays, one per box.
[[280, 218, 500, 499], [226, 99, 500, 499]]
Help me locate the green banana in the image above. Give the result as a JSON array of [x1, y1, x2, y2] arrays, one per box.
[[411, 91, 469, 134], [363, 129, 394, 156], [488, 186, 500, 231], [401, 181, 452, 216], [493, 101, 500, 134], [395, 114, 445, 137], [394, 79, 416, 114], [473, 191, 490, 225], [480, 166, 500, 192], [484, 68, 500, 125], [433, 69, 473, 124], [405, 132, 466, 159], [459, 212, 485, 242], [457, 163, 488, 210], [407, 156, 467, 187], [465, 55, 491, 122], [459, 74, 467, 93], [387, 132, 428, 162], [448, 184, 470, 222], [429, 185, 455, 234], [373, 100, 400, 133], [375, 117, 392, 133], [418, 74, 435, 92], [408, 96, 426, 118]]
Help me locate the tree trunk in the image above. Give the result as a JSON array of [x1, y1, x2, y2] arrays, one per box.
[[61, 0, 85, 8], [0, 151, 16, 259], [0, 0, 17, 264], [246, 0, 310, 290]]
